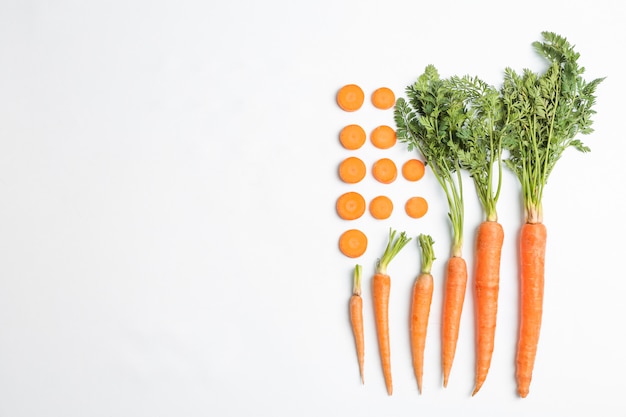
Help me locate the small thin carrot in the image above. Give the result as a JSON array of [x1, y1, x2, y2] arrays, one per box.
[[373, 229, 412, 395], [339, 229, 368, 258], [410, 234, 435, 394], [516, 222, 547, 398], [349, 264, 365, 383], [371, 87, 396, 110], [441, 255, 468, 388], [337, 84, 364, 112], [339, 156, 366, 184], [369, 195, 393, 220]]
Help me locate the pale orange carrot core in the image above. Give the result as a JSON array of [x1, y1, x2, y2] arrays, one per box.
[[370, 125, 397, 149], [516, 222, 547, 398], [369, 196, 393, 220], [339, 229, 368, 258], [338, 157, 366, 184], [372, 158, 397, 184], [371, 87, 396, 110], [405, 197, 428, 219], [337, 84, 364, 112], [472, 221, 504, 396], [339, 124, 366, 150], [336, 192, 366, 220]]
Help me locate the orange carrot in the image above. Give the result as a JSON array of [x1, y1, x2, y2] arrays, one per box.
[[339, 124, 366, 150], [337, 84, 364, 112], [410, 234, 435, 394], [516, 222, 547, 398], [370, 125, 397, 149], [371, 87, 396, 110], [369, 195, 393, 220], [336, 191, 366, 220], [349, 264, 365, 383], [405, 196, 428, 219], [338, 156, 366, 184], [401, 159, 425, 181], [373, 229, 412, 395], [339, 229, 368, 258], [472, 220, 504, 395], [441, 255, 468, 388], [372, 158, 397, 184]]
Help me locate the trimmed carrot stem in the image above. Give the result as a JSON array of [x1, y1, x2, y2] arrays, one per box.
[[516, 222, 547, 398], [441, 255, 468, 388], [349, 264, 365, 384], [472, 220, 504, 395]]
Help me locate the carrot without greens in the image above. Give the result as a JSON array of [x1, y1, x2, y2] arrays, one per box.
[[451, 75, 507, 395], [501, 32, 603, 398], [349, 264, 365, 383], [372, 229, 412, 395], [395, 65, 469, 387], [410, 234, 435, 394]]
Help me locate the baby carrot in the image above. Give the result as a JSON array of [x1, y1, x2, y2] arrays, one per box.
[[339, 124, 366, 150], [410, 234, 435, 394], [371, 87, 396, 110], [339, 229, 368, 258], [373, 229, 412, 395], [337, 84, 364, 112], [339, 157, 366, 184], [350, 264, 365, 383]]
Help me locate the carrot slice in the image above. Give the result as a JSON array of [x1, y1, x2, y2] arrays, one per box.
[[371, 87, 396, 110], [369, 196, 393, 219], [339, 157, 366, 184], [337, 84, 365, 112], [370, 125, 397, 149], [339, 124, 366, 150], [405, 197, 428, 218], [402, 159, 426, 181], [339, 229, 368, 258], [372, 158, 397, 184], [337, 192, 366, 220]]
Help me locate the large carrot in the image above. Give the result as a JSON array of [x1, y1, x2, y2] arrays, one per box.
[[410, 234, 435, 394], [449, 75, 507, 395], [502, 32, 603, 397], [373, 229, 412, 395], [395, 66, 470, 387], [349, 264, 365, 384]]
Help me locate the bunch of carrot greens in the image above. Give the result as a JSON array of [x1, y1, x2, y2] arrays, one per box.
[[391, 31, 603, 397]]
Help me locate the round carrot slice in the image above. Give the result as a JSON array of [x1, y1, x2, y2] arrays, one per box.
[[339, 229, 368, 258], [372, 158, 397, 184], [405, 197, 429, 218], [402, 159, 426, 181], [337, 84, 364, 112], [369, 195, 393, 219], [371, 87, 395, 110], [336, 192, 366, 220], [370, 125, 396, 149], [339, 157, 366, 184], [339, 124, 366, 150]]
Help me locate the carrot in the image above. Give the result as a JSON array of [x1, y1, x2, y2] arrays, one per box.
[[441, 255, 468, 387], [337, 84, 365, 112], [410, 234, 435, 394], [370, 125, 397, 149], [349, 264, 365, 383], [401, 159, 425, 181], [404, 196, 428, 219], [372, 229, 412, 395], [339, 124, 366, 150], [339, 156, 366, 184], [371, 87, 396, 110], [339, 229, 367, 258], [369, 195, 393, 220], [502, 32, 603, 397], [472, 220, 504, 395], [336, 191, 366, 220], [516, 222, 546, 398], [372, 158, 397, 184]]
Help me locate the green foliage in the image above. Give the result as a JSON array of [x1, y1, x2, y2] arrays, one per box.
[[501, 31, 604, 223], [418, 234, 436, 275]]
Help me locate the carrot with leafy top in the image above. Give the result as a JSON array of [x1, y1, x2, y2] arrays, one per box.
[[349, 264, 365, 383], [502, 32, 604, 398], [395, 66, 470, 387], [373, 229, 412, 395], [410, 234, 435, 394]]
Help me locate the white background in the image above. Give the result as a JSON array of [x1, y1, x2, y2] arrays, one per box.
[[1, 1, 625, 416]]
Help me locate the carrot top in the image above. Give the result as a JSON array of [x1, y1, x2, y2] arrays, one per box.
[[418, 234, 435, 275], [501, 32, 604, 224], [376, 229, 412, 275], [353, 264, 362, 296], [395, 65, 469, 257]]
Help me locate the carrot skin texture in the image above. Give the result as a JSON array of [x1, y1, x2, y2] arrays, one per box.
[[410, 273, 434, 394], [472, 221, 505, 395], [516, 222, 547, 398], [373, 273, 393, 395], [441, 256, 468, 388], [349, 294, 365, 384]]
